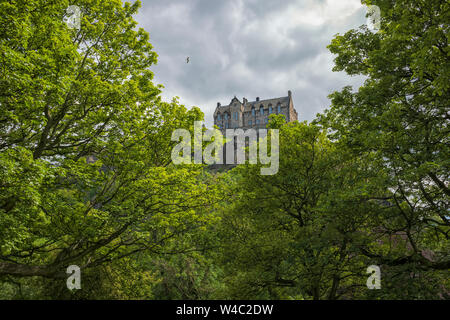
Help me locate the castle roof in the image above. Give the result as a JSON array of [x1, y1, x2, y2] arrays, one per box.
[[215, 95, 291, 114], [243, 96, 290, 112]]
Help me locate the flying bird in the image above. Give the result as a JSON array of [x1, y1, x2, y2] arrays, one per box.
[[186, 57, 190, 64]]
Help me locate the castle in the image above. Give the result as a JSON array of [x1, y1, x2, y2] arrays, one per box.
[[213, 90, 298, 132]]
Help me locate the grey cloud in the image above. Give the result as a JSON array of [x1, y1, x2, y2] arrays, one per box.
[[135, 0, 368, 126]]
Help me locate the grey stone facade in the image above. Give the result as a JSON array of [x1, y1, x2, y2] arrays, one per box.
[[213, 90, 298, 133]]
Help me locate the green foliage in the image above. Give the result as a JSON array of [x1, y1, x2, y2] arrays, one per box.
[[0, 0, 219, 298], [319, 0, 449, 298], [216, 122, 373, 299], [215, 0, 448, 300], [1, 0, 447, 300]]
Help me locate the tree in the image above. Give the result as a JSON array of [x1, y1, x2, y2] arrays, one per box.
[[0, 0, 218, 283], [319, 0, 449, 290], [217, 120, 387, 299]]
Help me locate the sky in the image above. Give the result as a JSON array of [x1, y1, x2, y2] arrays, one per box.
[[135, 0, 369, 127]]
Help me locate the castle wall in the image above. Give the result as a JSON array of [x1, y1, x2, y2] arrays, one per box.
[[214, 92, 297, 134]]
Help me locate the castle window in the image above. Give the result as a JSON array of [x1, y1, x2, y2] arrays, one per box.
[[217, 114, 221, 121], [260, 106, 264, 115], [265, 118, 268, 123], [224, 113, 228, 121], [269, 106, 272, 114], [277, 105, 281, 113], [234, 112, 238, 120], [256, 119, 260, 125], [249, 120, 252, 126], [252, 107, 255, 116]]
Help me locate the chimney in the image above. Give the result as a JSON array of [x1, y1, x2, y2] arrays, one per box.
[[256, 97, 260, 101], [217, 102, 221, 107], [243, 98, 247, 105], [288, 90, 292, 97]]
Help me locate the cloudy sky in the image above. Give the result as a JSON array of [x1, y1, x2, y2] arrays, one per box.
[[135, 0, 369, 126]]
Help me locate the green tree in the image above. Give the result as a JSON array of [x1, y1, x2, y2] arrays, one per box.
[[217, 120, 387, 299], [319, 0, 449, 297], [0, 0, 218, 289]]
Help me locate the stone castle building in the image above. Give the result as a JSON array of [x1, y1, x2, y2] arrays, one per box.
[[208, 91, 298, 169], [213, 90, 298, 132]]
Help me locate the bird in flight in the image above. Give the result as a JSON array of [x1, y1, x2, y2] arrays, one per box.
[[186, 57, 190, 64]]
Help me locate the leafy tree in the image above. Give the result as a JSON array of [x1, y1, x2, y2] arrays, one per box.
[[319, 0, 449, 297], [0, 0, 218, 289], [217, 120, 387, 299]]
